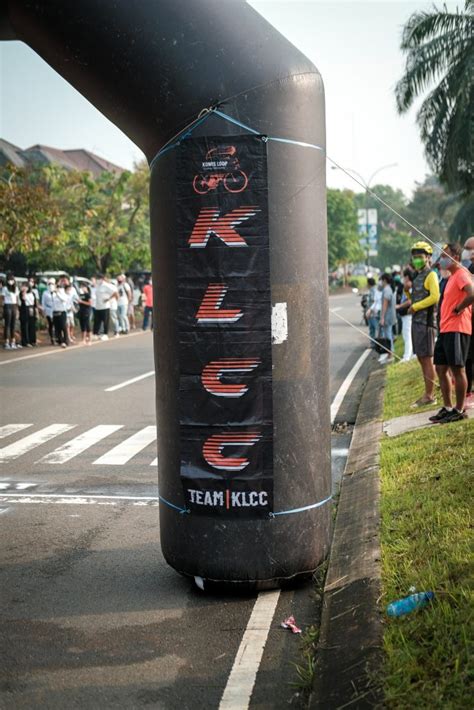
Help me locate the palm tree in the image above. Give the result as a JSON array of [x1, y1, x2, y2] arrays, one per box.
[[395, 1, 473, 195]]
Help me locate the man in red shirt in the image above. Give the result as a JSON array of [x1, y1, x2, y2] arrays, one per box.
[[429, 243, 474, 423], [142, 277, 153, 331]]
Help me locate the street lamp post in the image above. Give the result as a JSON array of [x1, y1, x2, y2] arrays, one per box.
[[331, 162, 398, 268]]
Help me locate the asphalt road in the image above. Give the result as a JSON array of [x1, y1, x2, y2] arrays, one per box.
[[0, 291, 368, 709]]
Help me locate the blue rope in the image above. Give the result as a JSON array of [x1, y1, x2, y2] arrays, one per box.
[[158, 492, 332, 518], [150, 107, 325, 166], [150, 110, 215, 167], [159, 495, 190, 515], [269, 494, 333, 518], [212, 109, 260, 135]]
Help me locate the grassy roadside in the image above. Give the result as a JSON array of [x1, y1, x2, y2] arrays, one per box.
[[380, 360, 473, 707], [383, 337, 442, 420]]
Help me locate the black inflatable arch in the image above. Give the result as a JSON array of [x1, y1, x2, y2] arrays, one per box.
[[1, 0, 331, 588]]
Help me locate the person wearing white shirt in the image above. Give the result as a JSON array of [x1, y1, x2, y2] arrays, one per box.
[[1, 274, 20, 349], [19, 284, 37, 347], [116, 273, 131, 334], [41, 278, 56, 345], [52, 279, 69, 347], [93, 274, 118, 340]]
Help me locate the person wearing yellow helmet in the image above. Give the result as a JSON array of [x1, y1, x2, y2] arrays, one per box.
[[408, 240, 440, 406]]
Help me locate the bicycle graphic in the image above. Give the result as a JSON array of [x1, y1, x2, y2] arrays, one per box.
[[193, 145, 249, 194]]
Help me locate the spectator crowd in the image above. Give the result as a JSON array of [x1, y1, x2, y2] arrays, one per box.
[[364, 235, 474, 423], [1, 273, 154, 350]]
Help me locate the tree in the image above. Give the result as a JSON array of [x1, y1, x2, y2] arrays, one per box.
[[0, 161, 151, 275], [0, 164, 64, 269], [406, 175, 461, 243], [59, 162, 150, 274], [395, 0, 474, 195], [354, 184, 408, 234], [326, 189, 363, 274], [377, 229, 414, 269]]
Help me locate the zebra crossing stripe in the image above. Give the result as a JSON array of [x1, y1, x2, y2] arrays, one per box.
[[0, 424, 75, 463], [93, 426, 156, 465], [0, 424, 33, 440], [37, 425, 123, 464]]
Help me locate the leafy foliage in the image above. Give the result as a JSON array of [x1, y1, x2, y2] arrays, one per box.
[[0, 162, 151, 275], [327, 188, 363, 269], [395, 1, 474, 194], [0, 165, 64, 261]]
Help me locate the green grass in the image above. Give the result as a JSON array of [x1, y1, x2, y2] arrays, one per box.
[[383, 337, 440, 420], [380, 421, 473, 708]]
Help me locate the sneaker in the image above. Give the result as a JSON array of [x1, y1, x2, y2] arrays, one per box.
[[3, 342, 11, 350], [440, 409, 467, 424], [10, 343, 17, 349], [378, 353, 389, 364], [429, 407, 451, 422], [100, 334, 109, 341], [61, 342, 67, 349]]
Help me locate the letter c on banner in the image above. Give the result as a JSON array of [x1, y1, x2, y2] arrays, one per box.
[[203, 432, 262, 471], [201, 358, 261, 397]]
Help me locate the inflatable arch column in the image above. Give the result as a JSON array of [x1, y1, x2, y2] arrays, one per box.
[[1, 0, 331, 587]]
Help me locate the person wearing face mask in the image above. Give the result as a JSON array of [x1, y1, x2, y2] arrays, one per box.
[[1, 274, 20, 349], [428, 242, 474, 423], [52, 278, 69, 348], [407, 241, 440, 407], [41, 278, 56, 345], [93, 274, 118, 340], [378, 273, 397, 363], [461, 236, 474, 403], [19, 281, 37, 347]]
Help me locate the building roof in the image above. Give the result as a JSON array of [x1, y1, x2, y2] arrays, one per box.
[[0, 138, 27, 168], [0, 139, 125, 176]]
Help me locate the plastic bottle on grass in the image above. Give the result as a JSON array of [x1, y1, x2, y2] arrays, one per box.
[[386, 592, 434, 617]]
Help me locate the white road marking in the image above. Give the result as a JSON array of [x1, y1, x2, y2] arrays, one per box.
[[331, 306, 342, 312], [0, 507, 10, 514], [0, 424, 33, 440], [331, 448, 349, 457], [0, 482, 37, 491], [330, 349, 371, 424], [0, 424, 75, 463], [37, 425, 123, 464], [150, 457, 158, 466], [0, 493, 158, 507], [105, 370, 155, 392], [219, 590, 281, 710], [93, 426, 156, 465], [0, 330, 149, 366]]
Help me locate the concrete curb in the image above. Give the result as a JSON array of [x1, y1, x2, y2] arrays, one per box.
[[311, 366, 385, 709]]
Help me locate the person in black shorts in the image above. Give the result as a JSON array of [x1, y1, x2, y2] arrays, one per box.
[[429, 243, 474, 424], [77, 284, 92, 345]]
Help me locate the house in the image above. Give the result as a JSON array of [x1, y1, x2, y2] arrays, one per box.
[[0, 138, 125, 176]]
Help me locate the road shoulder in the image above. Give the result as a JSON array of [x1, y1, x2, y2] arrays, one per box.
[[311, 366, 385, 708]]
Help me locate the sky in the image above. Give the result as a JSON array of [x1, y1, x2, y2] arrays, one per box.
[[0, 0, 460, 196]]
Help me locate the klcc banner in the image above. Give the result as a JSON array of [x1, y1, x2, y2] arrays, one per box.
[[176, 135, 273, 518]]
